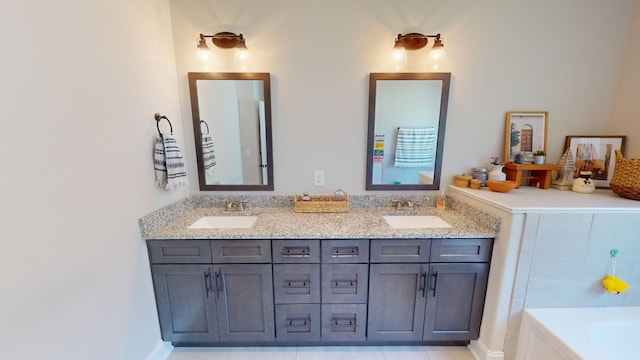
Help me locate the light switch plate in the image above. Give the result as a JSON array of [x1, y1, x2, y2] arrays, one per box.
[[314, 170, 325, 187]]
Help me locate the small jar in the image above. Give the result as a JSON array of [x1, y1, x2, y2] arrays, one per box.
[[454, 174, 473, 188], [470, 179, 482, 189], [472, 167, 488, 186]]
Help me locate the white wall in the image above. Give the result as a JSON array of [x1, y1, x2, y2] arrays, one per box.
[[170, 0, 637, 195], [0, 1, 185, 359], [611, 3, 640, 157]]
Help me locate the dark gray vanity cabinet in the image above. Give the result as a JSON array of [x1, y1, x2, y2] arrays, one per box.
[[147, 237, 492, 346], [423, 239, 491, 341], [148, 239, 275, 343], [368, 239, 431, 342], [320, 240, 369, 341], [148, 240, 218, 342], [368, 238, 492, 343], [272, 240, 321, 342]]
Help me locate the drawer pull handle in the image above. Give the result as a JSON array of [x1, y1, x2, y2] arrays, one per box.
[[331, 247, 359, 258], [214, 268, 222, 298], [281, 247, 310, 257], [420, 272, 427, 298], [283, 281, 310, 288], [330, 318, 357, 329], [430, 271, 439, 297], [285, 318, 311, 328], [330, 281, 358, 288], [203, 269, 213, 298]]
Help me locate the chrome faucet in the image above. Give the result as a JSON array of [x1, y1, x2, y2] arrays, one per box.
[[393, 199, 414, 210], [225, 200, 248, 211]]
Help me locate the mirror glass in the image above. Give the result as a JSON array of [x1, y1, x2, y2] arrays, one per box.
[[366, 73, 451, 190], [188, 72, 274, 191]]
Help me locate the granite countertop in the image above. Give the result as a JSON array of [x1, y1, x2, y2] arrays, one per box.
[[140, 195, 499, 240]]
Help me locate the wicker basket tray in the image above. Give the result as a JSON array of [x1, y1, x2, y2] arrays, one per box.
[[293, 194, 349, 213], [610, 150, 640, 200]]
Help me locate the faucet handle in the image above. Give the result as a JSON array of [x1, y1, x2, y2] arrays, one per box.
[[392, 200, 401, 209]]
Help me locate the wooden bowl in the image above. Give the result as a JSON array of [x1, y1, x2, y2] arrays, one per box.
[[485, 180, 517, 193]]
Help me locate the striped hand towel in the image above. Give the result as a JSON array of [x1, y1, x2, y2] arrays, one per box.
[[202, 134, 216, 178], [154, 134, 188, 190], [394, 127, 436, 168]]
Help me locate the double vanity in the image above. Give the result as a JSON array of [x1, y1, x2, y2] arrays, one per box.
[[140, 195, 498, 346]]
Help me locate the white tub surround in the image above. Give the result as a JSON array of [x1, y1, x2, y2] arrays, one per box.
[[449, 186, 640, 360], [517, 307, 640, 360]]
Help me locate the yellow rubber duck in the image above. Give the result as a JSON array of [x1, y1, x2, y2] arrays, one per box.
[[602, 274, 629, 294]]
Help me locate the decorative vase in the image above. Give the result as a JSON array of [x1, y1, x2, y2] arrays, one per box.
[[488, 164, 506, 181], [534, 155, 546, 164]]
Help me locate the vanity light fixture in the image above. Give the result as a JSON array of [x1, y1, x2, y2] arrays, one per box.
[[391, 33, 446, 71], [196, 32, 250, 70]]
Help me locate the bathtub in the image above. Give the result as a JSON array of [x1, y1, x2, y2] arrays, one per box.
[[516, 307, 640, 360]]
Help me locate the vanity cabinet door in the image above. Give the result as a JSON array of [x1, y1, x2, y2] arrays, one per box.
[[423, 263, 489, 341], [151, 264, 219, 342], [214, 264, 275, 342], [367, 263, 428, 341]]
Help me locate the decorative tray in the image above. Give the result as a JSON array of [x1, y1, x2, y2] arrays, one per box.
[[293, 194, 349, 213]]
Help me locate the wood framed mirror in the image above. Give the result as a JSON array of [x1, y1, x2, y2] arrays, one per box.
[[365, 73, 451, 190], [188, 72, 274, 191]]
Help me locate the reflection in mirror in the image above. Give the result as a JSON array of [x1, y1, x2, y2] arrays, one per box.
[[188, 72, 274, 191], [366, 73, 451, 190]]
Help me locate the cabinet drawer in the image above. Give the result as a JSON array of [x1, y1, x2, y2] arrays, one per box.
[[148, 240, 212, 264], [430, 238, 493, 263], [370, 239, 431, 263], [321, 240, 369, 263], [322, 264, 368, 304], [273, 264, 321, 304], [211, 240, 271, 263], [275, 304, 321, 342], [321, 304, 367, 341], [272, 240, 320, 263]]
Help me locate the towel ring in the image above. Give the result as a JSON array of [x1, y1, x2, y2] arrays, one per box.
[[154, 113, 173, 135], [200, 120, 210, 135]]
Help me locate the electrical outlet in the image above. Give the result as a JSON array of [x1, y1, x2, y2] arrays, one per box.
[[313, 170, 325, 187]]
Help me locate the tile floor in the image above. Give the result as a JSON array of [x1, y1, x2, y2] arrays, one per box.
[[168, 346, 475, 360]]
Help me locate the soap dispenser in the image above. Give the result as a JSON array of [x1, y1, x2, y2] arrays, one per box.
[[436, 189, 446, 210], [572, 171, 596, 194]]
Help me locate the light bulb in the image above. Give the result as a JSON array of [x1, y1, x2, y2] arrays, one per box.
[[428, 47, 446, 71], [234, 48, 250, 70], [390, 46, 407, 71], [196, 47, 212, 62]]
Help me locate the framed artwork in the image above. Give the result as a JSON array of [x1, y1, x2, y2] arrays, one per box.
[[504, 111, 548, 163], [564, 135, 626, 188]]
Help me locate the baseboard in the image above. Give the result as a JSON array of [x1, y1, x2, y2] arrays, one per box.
[[145, 341, 173, 360], [468, 339, 504, 360]]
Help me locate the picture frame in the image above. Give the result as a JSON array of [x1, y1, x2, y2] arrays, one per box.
[[564, 135, 626, 188], [504, 111, 548, 163]]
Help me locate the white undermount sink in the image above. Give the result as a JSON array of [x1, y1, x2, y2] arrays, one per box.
[[383, 215, 452, 229], [188, 216, 258, 229]]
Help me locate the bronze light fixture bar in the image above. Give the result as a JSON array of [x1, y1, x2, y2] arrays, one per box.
[[197, 32, 247, 50], [393, 33, 444, 51]]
